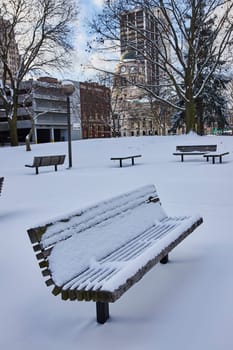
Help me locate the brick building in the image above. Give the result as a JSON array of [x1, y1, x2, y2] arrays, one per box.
[[80, 82, 111, 139]]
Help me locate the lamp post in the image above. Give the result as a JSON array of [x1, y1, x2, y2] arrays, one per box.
[[61, 81, 75, 168]]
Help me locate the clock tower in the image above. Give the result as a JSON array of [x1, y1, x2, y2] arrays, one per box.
[[112, 51, 156, 137], [112, 7, 171, 137]]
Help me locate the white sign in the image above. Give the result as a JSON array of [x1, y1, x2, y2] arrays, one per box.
[[73, 123, 81, 130]]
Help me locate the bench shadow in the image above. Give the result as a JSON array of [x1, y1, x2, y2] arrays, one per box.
[[103, 254, 204, 325], [110, 163, 143, 168]]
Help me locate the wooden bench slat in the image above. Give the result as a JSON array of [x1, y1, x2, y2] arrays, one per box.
[[40, 185, 159, 248], [39, 261, 48, 269], [176, 145, 217, 152], [45, 278, 54, 287], [55, 216, 198, 295]]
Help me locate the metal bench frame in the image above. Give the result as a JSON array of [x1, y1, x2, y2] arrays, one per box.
[[110, 155, 142, 167], [203, 152, 229, 164]]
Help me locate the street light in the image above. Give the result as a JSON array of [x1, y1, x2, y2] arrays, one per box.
[[61, 80, 75, 168]]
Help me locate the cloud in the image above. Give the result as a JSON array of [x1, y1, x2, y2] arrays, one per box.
[[58, 0, 119, 82], [67, 0, 119, 81], [91, 0, 105, 8]]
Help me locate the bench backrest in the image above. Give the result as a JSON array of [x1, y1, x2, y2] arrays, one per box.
[[176, 145, 217, 152], [0, 177, 4, 195], [28, 184, 165, 249], [33, 155, 66, 167]]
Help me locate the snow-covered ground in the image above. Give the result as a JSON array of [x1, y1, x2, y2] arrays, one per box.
[[1, 134, 233, 350]]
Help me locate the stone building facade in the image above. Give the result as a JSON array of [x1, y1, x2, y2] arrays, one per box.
[[0, 77, 81, 144], [18, 77, 81, 143], [112, 7, 172, 136], [0, 77, 111, 144]]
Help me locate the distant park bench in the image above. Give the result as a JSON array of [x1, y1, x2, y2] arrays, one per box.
[[25, 155, 66, 174], [203, 151, 230, 164], [27, 184, 203, 324], [173, 145, 217, 162], [0, 177, 4, 195], [110, 154, 142, 167]]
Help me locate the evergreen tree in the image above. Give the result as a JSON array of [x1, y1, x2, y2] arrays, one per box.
[[195, 2, 229, 134], [170, 1, 230, 134], [199, 70, 229, 133]]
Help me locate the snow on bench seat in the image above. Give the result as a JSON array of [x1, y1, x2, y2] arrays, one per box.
[[27, 184, 203, 323]]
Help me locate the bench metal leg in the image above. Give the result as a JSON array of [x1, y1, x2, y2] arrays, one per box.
[[96, 302, 109, 324], [212, 157, 215, 164], [132, 157, 135, 165], [181, 155, 184, 162], [119, 159, 122, 167], [36, 167, 39, 175], [160, 254, 169, 264], [219, 156, 222, 163], [55, 165, 58, 171]]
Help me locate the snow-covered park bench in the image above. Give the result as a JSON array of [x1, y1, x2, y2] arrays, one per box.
[[0, 177, 4, 195], [110, 154, 142, 167], [27, 184, 203, 324], [25, 155, 66, 174], [203, 151, 230, 164], [173, 145, 217, 162]]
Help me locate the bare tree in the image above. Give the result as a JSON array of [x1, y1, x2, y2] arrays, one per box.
[[96, 71, 129, 136], [0, 0, 78, 146], [89, 0, 233, 133], [148, 96, 174, 135]]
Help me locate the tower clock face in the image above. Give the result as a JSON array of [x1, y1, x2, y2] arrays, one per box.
[[120, 65, 126, 73]]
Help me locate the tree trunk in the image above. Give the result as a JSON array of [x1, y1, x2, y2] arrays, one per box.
[[25, 129, 33, 151], [185, 99, 196, 133], [8, 93, 19, 146], [196, 97, 204, 135], [25, 115, 35, 151], [8, 117, 18, 146], [185, 79, 196, 133]]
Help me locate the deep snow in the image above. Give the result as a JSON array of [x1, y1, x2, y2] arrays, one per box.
[[1, 134, 233, 350]]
